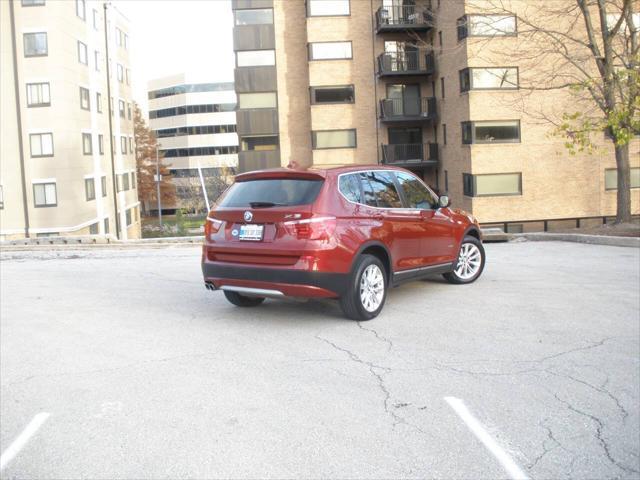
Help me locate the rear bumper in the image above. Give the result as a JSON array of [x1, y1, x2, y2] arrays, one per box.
[[202, 262, 349, 298]]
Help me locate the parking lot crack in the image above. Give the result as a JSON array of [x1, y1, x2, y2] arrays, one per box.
[[316, 335, 422, 431], [534, 337, 612, 364], [356, 322, 393, 352], [528, 418, 565, 471], [545, 368, 629, 421], [554, 393, 639, 475]]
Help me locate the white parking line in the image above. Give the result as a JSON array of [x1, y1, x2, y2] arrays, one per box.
[[0, 412, 50, 471], [444, 397, 529, 480]]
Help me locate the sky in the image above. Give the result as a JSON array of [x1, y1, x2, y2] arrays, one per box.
[[114, 0, 235, 113]]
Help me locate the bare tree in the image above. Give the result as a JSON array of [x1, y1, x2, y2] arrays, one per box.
[[460, 0, 638, 223], [176, 167, 234, 214]]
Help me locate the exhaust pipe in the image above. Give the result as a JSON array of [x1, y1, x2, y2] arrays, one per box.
[[204, 282, 216, 291]]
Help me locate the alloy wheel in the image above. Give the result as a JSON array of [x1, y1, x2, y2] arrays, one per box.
[[359, 264, 385, 312]]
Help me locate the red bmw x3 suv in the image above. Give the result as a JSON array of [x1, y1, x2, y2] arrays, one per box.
[[202, 165, 485, 320]]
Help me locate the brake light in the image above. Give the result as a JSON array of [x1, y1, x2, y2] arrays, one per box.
[[205, 217, 223, 238], [283, 216, 336, 240]]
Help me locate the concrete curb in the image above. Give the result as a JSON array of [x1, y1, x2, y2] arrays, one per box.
[[515, 232, 640, 248], [0, 235, 204, 251]]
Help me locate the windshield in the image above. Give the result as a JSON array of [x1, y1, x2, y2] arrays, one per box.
[[218, 179, 324, 208]]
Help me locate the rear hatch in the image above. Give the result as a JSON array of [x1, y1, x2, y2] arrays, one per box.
[[205, 170, 331, 266]]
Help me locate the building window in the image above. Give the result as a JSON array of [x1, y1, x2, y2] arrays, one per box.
[[96, 92, 102, 113], [463, 173, 522, 197], [235, 8, 273, 25], [460, 67, 518, 91], [444, 170, 449, 191], [127, 103, 132, 119], [98, 134, 104, 154], [0, 185, 3, 209], [94, 50, 101, 71], [440, 77, 445, 98], [156, 125, 237, 137], [82, 133, 92, 154], [462, 120, 520, 144], [110, 97, 114, 116], [149, 103, 236, 118], [26, 82, 50, 107], [235, 49, 275, 67], [310, 85, 355, 104], [23, 32, 47, 57], [117, 64, 124, 82], [120, 136, 127, 154], [128, 136, 133, 152], [33, 182, 57, 207], [131, 172, 136, 188], [29, 133, 53, 157], [307, 0, 350, 16], [85, 178, 95, 201], [438, 31, 443, 52], [89, 223, 99, 234], [309, 41, 352, 60], [76, 0, 85, 20], [104, 218, 109, 234], [458, 14, 517, 40], [101, 176, 107, 196], [443, 124, 447, 145], [126, 69, 130, 85], [77, 41, 88, 65], [79, 86, 90, 110], [240, 135, 279, 151], [122, 173, 130, 190], [605, 168, 640, 190], [119, 99, 125, 118], [22, 0, 45, 5], [92, 9, 99, 29], [238, 92, 277, 109], [312, 129, 356, 149], [126, 208, 132, 226], [162, 146, 239, 158]]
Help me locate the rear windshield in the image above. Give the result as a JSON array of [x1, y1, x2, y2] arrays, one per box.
[[218, 179, 324, 208]]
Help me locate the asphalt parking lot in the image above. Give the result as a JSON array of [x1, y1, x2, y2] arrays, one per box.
[[1, 241, 639, 479]]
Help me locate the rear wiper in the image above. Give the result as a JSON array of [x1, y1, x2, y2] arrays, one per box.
[[249, 201, 287, 208]]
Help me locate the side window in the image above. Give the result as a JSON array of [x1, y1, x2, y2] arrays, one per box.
[[338, 173, 362, 203], [367, 171, 402, 208], [359, 172, 378, 207], [396, 172, 437, 209]]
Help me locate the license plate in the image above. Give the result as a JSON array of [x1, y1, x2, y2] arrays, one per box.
[[239, 224, 264, 241]]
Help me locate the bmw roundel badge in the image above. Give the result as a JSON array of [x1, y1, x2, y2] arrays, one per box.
[[244, 211, 253, 222]]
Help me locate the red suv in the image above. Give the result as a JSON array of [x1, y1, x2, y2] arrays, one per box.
[[202, 166, 485, 320]]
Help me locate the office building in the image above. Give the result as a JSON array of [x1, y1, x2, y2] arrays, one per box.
[[147, 74, 238, 212], [1, 0, 140, 240], [231, 0, 639, 229]]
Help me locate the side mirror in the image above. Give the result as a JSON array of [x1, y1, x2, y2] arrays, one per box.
[[438, 195, 450, 209]]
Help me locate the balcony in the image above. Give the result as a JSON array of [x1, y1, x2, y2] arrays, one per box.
[[375, 6, 434, 33], [377, 51, 435, 77], [379, 97, 436, 122], [381, 143, 438, 167]]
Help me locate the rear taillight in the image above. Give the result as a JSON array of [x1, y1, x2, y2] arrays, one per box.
[[283, 216, 336, 240], [205, 217, 223, 239]]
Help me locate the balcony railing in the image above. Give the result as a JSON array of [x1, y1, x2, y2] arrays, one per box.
[[377, 51, 435, 77], [375, 6, 434, 33], [381, 143, 439, 165], [379, 97, 436, 121]]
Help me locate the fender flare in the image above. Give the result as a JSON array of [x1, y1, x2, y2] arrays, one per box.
[[351, 240, 393, 278]]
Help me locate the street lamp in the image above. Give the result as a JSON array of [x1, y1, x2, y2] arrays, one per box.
[[155, 143, 162, 227]]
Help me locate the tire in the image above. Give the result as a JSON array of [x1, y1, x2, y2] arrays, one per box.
[[340, 254, 387, 321], [223, 290, 265, 307], [443, 235, 485, 284]]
